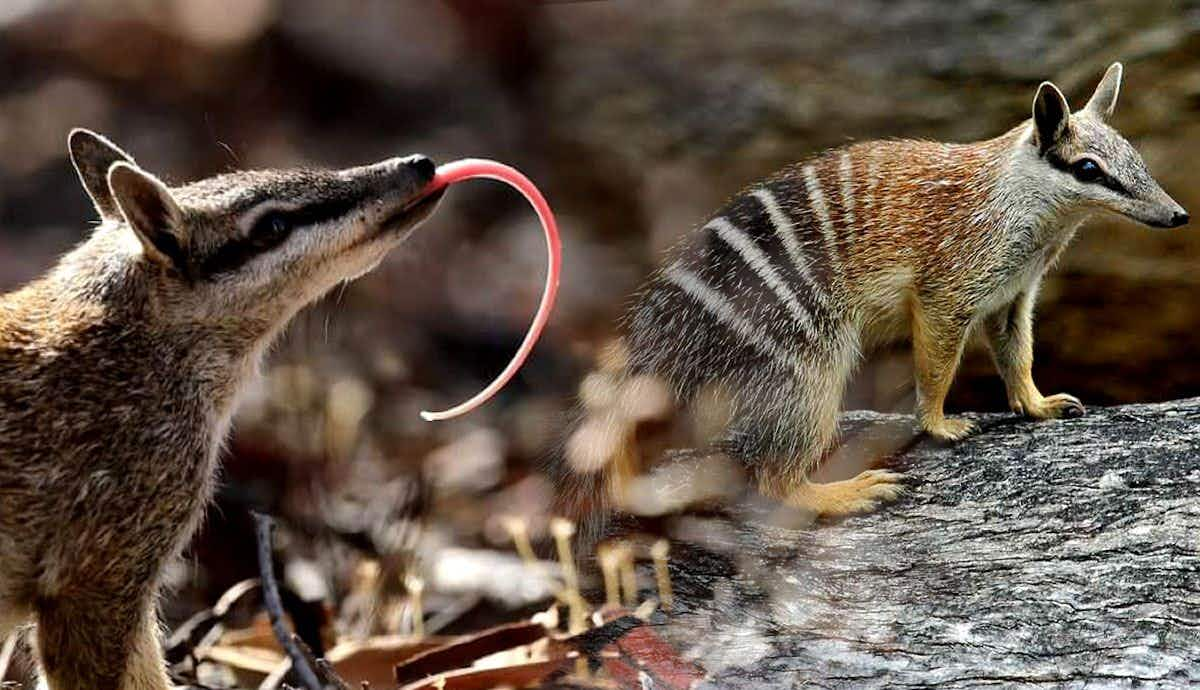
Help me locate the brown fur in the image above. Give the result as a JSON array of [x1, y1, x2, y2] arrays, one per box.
[[0, 130, 440, 689]]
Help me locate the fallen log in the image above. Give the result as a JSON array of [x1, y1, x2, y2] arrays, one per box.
[[652, 399, 1200, 688]]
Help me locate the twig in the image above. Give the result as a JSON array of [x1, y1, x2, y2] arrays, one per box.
[[598, 544, 621, 608], [252, 511, 324, 690], [315, 659, 354, 690], [0, 631, 19, 682], [500, 516, 537, 565], [549, 518, 578, 593], [617, 544, 638, 608], [292, 635, 352, 690], [650, 540, 673, 611], [423, 594, 481, 635], [404, 574, 425, 638]]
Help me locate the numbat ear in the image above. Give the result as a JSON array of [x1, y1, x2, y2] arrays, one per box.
[[1084, 62, 1123, 121], [107, 162, 189, 273], [1032, 81, 1071, 154], [69, 128, 135, 221]]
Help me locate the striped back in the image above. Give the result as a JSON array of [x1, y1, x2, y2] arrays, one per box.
[[626, 148, 864, 397]]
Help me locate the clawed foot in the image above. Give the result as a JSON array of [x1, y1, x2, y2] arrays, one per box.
[[786, 469, 906, 516], [833, 469, 906, 514], [922, 415, 977, 441], [1013, 392, 1085, 420], [851, 469, 906, 508]]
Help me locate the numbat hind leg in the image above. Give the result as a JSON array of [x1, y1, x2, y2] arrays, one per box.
[[783, 470, 905, 517], [754, 341, 902, 517]]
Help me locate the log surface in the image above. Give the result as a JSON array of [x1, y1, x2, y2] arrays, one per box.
[[655, 399, 1200, 688]]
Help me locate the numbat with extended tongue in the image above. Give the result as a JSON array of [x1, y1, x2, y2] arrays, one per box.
[[0, 132, 558, 690], [607, 63, 1187, 515]]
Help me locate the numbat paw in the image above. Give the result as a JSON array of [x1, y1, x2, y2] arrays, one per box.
[[786, 469, 905, 517], [1015, 393, 1085, 420], [855, 469, 906, 500], [923, 416, 977, 441]]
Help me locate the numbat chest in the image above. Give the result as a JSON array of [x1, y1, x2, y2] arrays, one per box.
[[613, 62, 1187, 517]]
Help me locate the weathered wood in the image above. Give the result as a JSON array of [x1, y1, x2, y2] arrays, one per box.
[[652, 399, 1200, 688]]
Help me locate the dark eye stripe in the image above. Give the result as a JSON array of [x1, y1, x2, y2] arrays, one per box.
[[262, 196, 362, 230], [198, 195, 361, 277], [1045, 152, 1130, 197]]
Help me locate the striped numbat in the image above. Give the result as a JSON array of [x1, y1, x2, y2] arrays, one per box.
[[621, 63, 1187, 516]]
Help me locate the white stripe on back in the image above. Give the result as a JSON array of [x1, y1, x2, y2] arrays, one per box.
[[838, 150, 856, 232], [803, 164, 843, 282], [707, 217, 819, 341], [750, 189, 832, 310], [664, 261, 798, 372]]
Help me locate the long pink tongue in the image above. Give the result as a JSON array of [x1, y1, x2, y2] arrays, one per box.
[[418, 159, 562, 422]]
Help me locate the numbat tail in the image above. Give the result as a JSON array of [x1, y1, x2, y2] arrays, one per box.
[[0, 130, 444, 690], [611, 63, 1186, 516]]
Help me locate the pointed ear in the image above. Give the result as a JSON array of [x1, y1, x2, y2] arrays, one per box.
[[1032, 81, 1071, 154], [69, 128, 135, 220], [107, 162, 189, 272], [1084, 62, 1122, 120]]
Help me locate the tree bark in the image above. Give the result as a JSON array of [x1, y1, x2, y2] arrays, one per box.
[[657, 399, 1200, 688]]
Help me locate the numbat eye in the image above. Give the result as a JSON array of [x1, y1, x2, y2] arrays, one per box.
[[1071, 158, 1104, 183], [252, 212, 292, 246]]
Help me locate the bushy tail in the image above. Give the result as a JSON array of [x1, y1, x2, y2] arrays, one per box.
[[547, 339, 679, 548]]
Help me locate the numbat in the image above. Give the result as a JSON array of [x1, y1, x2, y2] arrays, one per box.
[[0, 130, 443, 689], [621, 63, 1186, 515]]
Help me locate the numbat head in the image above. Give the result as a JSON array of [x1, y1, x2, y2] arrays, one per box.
[[67, 129, 443, 329], [583, 62, 1187, 521], [1027, 63, 1186, 228], [0, 130, 441, 690]]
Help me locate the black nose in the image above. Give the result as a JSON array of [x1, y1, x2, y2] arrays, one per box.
[[1171, 211, 1190, 228], [408, 155, 436, 180]]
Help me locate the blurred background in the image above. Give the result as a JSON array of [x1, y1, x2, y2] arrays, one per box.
[[1, 0, 1199, 685]]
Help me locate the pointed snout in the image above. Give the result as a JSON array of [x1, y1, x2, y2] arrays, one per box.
[[1144, 197, 1190, 229], [339, 154, 437, 189], [335, 153, 445, 236], [400, 154, 436, 181], [378, 154, 437, 193], [1129, 181, 1191, 229]]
